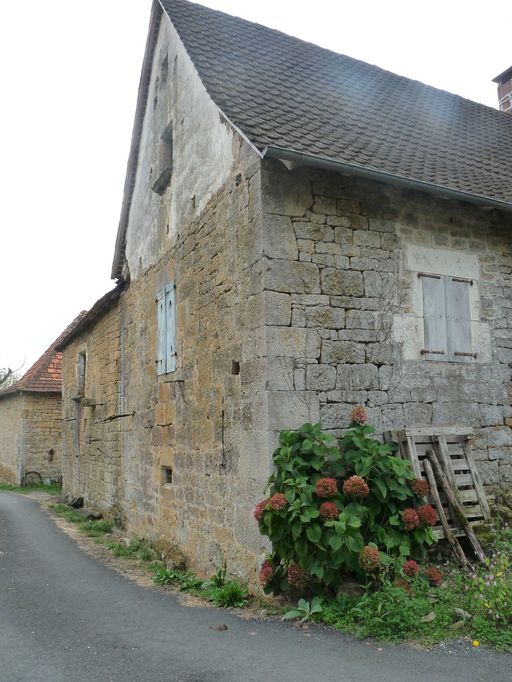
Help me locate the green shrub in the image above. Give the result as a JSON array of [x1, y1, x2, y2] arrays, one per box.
[[152, 567, 203, 591], [255, 410, 436, 595], [208, 581, 248, 607]]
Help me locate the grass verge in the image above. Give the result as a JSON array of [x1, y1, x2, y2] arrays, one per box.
[[47, 501, 512, 650], [0, 482, 62, 495]]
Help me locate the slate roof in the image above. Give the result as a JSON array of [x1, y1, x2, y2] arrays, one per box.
[[112, 0, 512, 279], [161, 0, 512, 203], [0, 312, 88, 399]]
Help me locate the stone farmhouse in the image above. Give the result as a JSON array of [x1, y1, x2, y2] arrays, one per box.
[[57, 0, 512, 582], [0, 314, 86, 485]]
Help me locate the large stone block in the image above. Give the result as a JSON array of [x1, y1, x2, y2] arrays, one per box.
[[293, 222, 335, 242], [262, 167, 313, 216], [246, 291, 292, 328], [345, 310, 380, 330], [320, 402, 352, 429], [363, 270, 396, 298], [350, 364, 379, 390], [261, 214, 298, 260], [306, 306, 346, 329], [306, 364, 337, 391], [253, 258, 320, 294], [321, 340, 365, 364], [354, 231, 381, 248], [321, 269, 364, 296], [266, 357, 295, 391], [266, 327, 321, 359], [267, 391, 320, 431], [365, 342, 393, 364], [477, 461, 500, 486], [486, 426, 512, 447]]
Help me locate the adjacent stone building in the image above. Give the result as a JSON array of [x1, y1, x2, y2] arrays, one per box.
[[0, 314, 86, 485], [58, 0, 512, 583]]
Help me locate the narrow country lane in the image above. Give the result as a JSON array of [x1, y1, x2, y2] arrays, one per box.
[[0, 493, 511, 682]]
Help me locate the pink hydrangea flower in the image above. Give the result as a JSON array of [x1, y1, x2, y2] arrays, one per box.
[[401, 508, 420, 531], [358, 546, 381, 571], [269, 492, 287, 511], [403, 559, 420, 578], [253, 499, 269, 522], [342, 475, 370, 498], [259, 559, 273, 586], [417, 504, 437, 527], [315, 478, 338, 498], [410, 478, 430, 498], [319, 501, 340, 520], [350, 405, 368, 425]]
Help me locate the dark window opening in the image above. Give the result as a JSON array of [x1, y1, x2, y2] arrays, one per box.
[[152, 121, 173, 195], [231, 360, 240, 375], [77, 353, 86, 396], [161, 466, 173, 485]]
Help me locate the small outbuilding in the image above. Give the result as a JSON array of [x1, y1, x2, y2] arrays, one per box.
[[0, 313, 86, 485]]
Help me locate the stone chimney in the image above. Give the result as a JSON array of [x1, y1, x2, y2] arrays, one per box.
[[493, 67, 512, 113]]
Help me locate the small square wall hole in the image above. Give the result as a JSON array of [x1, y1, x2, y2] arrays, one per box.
[[161, 466, 173, 485], [231, 360, 240, 375]]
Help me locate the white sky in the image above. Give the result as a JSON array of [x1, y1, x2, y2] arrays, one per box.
[[0, 0, 510, 372]]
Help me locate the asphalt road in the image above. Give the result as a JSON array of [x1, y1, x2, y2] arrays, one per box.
[[1, 493, 511, 682]]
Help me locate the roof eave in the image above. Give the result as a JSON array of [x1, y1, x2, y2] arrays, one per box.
[[263, 146, 512, 214], [493, 66, 512, 84]]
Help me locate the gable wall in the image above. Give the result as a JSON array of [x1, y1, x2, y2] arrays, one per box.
[[22, 393, 62, 483], [124, 12, 237, 281], [0, 394, 24, 484], [61, 7, 274, 580], [256, 159, 512, 507]]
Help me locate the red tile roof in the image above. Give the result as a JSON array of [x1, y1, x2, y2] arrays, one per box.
[[0, 312, 88, 399]]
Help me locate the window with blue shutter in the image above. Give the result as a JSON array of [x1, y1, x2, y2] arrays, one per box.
[[420, 273, 474, 362], [156, 281, 177, 375]]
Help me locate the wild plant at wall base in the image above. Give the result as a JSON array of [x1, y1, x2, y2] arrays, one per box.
[[255, 407, 437, 596]]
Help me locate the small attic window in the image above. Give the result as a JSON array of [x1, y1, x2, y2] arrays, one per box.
[[152, 121, 173, 195], [160, 54, 169, 88], [76, 352, 86, 396]]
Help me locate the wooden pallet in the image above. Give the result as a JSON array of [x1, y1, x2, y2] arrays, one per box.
[[384, 426, 490, 539]]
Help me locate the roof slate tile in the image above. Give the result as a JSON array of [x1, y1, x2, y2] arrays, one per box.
[[161, 0, 512, 205]]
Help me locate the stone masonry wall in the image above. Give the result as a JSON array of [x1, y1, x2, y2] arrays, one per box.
[[254, 159, 512, 507], [23, 393, 62, 483], [0, 392, 62, 484], [62, 138, 272, 585], [119, 138, 268, 583], [61, 302, 122, 514], [0, 395, 24, 484]]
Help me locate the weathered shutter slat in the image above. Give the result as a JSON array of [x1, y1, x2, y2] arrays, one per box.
[[165, 281, 176, 373], [446, 277, 472, 362], [422, 275, 448, 361], [156, 288, 166, 375]]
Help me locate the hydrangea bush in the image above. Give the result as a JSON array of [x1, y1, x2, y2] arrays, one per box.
[[255, 407, 437, 595]]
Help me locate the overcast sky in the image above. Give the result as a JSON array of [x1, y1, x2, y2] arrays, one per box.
[[0, 0, 510, 373]]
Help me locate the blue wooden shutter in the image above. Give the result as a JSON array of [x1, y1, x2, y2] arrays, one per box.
[[421, 273, 448, 361], [165, 281, 176, 373], [156, 288, 166, 375], [446, 277, 473, 362]]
